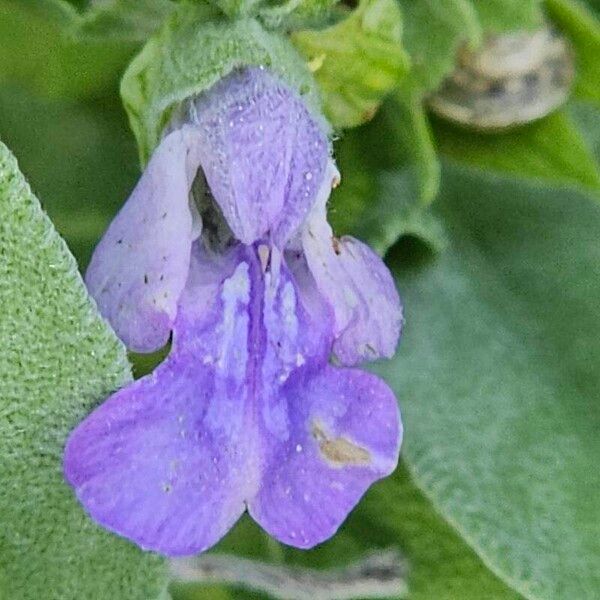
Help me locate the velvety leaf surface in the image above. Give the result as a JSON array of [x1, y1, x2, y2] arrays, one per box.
[[0, 0, 135, 99], [188, 0, 337, 28], [258, 0, 338, 31], [378, 165, 600, 600], [433, 108, 600, 193], [121, 2, 320, 163], [292, 0, 408, 129], [0, 142, 167, 598], [74, 0, 175, 41]]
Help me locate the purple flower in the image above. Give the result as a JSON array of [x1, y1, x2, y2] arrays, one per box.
[[64, 68, 403, 556]]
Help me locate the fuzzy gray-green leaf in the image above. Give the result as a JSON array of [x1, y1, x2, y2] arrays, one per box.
[[379, 166, 600, 600], [73, 0, 176, 42], [0, 141, 167, 599]]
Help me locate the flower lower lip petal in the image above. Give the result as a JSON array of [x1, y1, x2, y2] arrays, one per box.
[[249, 366, 401, 549]]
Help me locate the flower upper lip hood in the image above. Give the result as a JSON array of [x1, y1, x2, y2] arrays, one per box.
[[85, 67, 330, 353], [64, 67, 403, 556]]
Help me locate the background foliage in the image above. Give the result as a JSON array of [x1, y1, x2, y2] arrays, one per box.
[[0, 0, 599, 598]]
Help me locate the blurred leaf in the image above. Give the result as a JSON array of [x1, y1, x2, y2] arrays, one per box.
[[204, 0, 339, 29], [582, 0, 600, 15], [546, 0, 600, 106], [393, 89, 441, 205], [397, 0, 481, 94], [258, 0, 339, 31], [392, 0, 547, 203], [203, 0, 261, 19], [378, 166, 600, 600], [472, 0, 544, 31], [0, 141, 166, 598], [292, 0, 408, 129], [0, 0, 135, 99], [398, 0, 543, 95], [0, 86, 139, 268], [433, 108, 600, 193], [330, 100, 444, 254], [333, 168, 447, 256], [74, 0, 175, 41], [171, 466, 521, 600], [569, 100, 600, 162], [389, 0, 481, 204], [122, 2, 321, 163]]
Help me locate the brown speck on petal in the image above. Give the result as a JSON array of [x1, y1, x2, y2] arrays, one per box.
[[312, 422, 371, 466], [332, 237, 342, 256]]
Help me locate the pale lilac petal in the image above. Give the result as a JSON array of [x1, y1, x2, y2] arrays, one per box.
[[188, 68, 329, 245], [256, 245, 334, 444], [301, 162, 402, 365], [85, 128, 202, 352], [66, 246, 256, 556], [249, 366, 401, 548]]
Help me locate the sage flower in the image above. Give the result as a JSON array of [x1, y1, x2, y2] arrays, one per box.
[[64, 68, 403, 556]]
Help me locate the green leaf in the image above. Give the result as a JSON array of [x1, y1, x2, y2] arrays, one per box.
[[204, 0, 261, 19], [74, 0, 176, 42], [546, 0, 600, 106], [0, 141, 167, 598], [292, 0, 408, 129], [397, 0, 543, 95], [472, 0, 544, 31], [389, 0, 482, 203], [121, 2, 321, 163], [258, 0, 339, 31], [397, 0, 481, 94], [0, 86, 139, 269], [0, 0, 135, 99], [433, 107, 600, 193], [569, 100, 600, 162], [393, 88, 441, 205], [330, 99, 444, 254], [379, 166, 600, 600], [196, 0, 338, 28], [391, 0, 547, 203]]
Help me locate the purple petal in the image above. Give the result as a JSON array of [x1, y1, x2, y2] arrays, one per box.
[[188, 68, 330, 246], [249, 366, 401, 548], [66, 243, 335, 555], [67, 246, 256, 556], [85, 128, 202, 353], [68, 236, 400, 555], [301, 162, 403, 365]]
